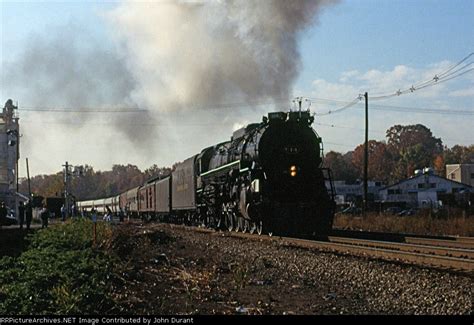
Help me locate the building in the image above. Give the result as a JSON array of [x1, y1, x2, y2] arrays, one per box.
[[378, 168, 472, 208], [446, 164, 474, 187], [326, 180, 384, 205], [0, 99, 20, 212]]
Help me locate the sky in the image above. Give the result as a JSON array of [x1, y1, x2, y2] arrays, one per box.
[[1, 0, 473, 177]]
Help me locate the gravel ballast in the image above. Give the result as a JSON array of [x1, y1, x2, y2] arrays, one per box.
[[111, 223, 473, 315]]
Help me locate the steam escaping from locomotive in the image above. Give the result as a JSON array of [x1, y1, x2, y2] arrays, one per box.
[[109, 0, 337, 111], [2, 0, 338, 174]]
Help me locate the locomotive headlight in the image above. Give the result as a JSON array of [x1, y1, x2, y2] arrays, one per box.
[[290, 165, 297, 177]]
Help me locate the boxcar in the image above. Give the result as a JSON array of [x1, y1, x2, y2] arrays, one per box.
[[172, 155, 197, 210], [156, 176, 171, 214], [138, 181, 156, 215]]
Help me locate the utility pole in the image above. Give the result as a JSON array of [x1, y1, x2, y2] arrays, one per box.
[[26, 158, 31, 198], [63, 161, 70, 218], [363, 92, 369, 213]]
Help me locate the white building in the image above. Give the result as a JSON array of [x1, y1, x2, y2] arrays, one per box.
[[378, 168, 472, 208], [446, 164, 474, 187], [326, 180, 384, 205]]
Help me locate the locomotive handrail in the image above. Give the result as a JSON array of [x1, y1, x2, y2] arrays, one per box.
[[200, 160, 240, 177]]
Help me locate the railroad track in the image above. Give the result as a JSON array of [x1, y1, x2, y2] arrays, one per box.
[[165, 224, 474, 275], [404, 237, 474, 250], [332, 228, 474, 250]]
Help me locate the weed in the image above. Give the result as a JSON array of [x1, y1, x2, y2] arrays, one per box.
[[0, 219, 119, 315]]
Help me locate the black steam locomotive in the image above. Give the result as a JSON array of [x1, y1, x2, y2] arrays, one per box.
[[78, 110, 336, 236]]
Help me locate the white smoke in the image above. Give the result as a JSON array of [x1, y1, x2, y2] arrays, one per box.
[[4, 0, 338, 175], [108, 0, 337, 111], [104, 0, 337, 163]]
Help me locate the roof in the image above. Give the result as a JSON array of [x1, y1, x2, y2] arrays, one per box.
[[380, 173, 473, 191]]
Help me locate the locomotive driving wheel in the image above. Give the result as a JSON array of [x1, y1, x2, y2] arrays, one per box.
[[256, 221, 263, 235], [249, 222, 256, 234], [233, 213, 240, 232], [223, 203, 234, 232], [255, 221, 272, 236], [240, 218, 249, 233]]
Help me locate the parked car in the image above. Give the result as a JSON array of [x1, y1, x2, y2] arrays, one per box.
[[384, 206, 403, 215], [397, 208, 418, 216]]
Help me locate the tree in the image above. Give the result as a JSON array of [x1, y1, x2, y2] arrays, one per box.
[[144, 164, 172, 180], [433, 154, 445, 176], [386, 124, 443, 179], [444, 145, 474, 165], [324, 151, 358, 183], [352, 140, 394, 182]]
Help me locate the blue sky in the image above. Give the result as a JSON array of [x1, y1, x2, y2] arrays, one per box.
[[299, 0, 474, 84], [1, 0, 473, 176]]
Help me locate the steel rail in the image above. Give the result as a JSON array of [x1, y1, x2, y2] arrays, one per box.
[[164, 224, 474, 274], [332, 229, 474, 250], [327, 236, 474, 259], [404, 237, 474, 250], [276, 236, 474, 274]]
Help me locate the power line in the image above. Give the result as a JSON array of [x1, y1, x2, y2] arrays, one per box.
[[17, 97, 292, 113], [308, 96, 474, 116], [18, 119, 231, 127], [370, 52, 474, 100], [313, 53, 473, 111], [370, 104, 474, 115], [313, 96, 362, 116], [19, 107, 148, 113], [314, 121, 386, 134]]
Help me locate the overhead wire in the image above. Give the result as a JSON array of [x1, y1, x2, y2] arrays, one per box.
[[313, 96, 362, 116], [369, 52, 474, 100], [17, 97, 292, 113], [304, 53, 473, 115]]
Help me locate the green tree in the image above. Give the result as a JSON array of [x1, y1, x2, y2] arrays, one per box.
[[444, 144, 474, 165], [324, 151, 358, 183], [386, 124, 443, 179]]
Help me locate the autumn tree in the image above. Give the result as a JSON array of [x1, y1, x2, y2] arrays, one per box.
[[352, 140, 395, 182], [444, 145, 474, 165], [433, 154, 445, 176], [386, 124, 443, 179]]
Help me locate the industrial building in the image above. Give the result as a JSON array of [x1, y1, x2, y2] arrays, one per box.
[[0, 99, 20, 214], [378, 168, 472, 208]]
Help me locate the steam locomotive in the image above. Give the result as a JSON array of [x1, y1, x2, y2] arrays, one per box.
[[77, 110, 336, 236]]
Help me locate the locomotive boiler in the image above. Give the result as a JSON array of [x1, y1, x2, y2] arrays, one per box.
[[174, 110, 335, 236]]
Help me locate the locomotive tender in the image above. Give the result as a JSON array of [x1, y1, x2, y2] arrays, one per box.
[[77, 110, 335, 236]]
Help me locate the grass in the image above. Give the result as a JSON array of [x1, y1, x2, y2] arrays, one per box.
[[333, 212, 474, 237], [0, 219, 120, 315]]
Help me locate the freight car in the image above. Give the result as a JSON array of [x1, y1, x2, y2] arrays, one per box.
[[77, 110, 335, 236]]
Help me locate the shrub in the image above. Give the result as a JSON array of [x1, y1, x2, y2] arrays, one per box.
[[0, 219, 119, 315]]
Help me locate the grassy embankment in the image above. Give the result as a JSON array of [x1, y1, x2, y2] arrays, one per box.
[[0, 219, 121, 314]]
